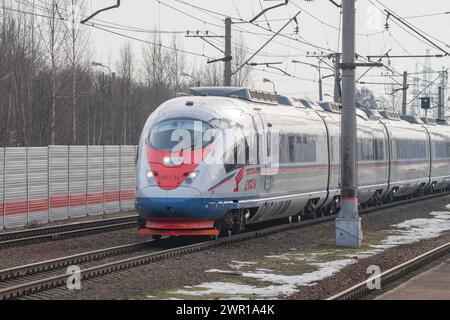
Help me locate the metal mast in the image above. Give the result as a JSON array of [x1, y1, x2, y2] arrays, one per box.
[[335, 0, 362, 248]]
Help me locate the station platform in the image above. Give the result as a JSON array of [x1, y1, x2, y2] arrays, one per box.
[[376, 256, 450, 300]]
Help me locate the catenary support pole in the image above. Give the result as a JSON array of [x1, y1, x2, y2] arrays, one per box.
[[402, 71, 408, 115], [438, 68, 448, 120], [334, 54, 341, 103], [224, 17, 232, 87], [336, 0, 362, 248], [318, 64, 323, 101]]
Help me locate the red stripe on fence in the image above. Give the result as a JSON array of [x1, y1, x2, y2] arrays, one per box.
[[0, 189, 135, 216]]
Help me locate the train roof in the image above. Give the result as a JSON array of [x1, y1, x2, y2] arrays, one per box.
[[187, 87, 278, 105], [276, 95, 306, 108], [185, 87, 448, 128]]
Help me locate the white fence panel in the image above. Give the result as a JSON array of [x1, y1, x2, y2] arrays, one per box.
[[4, 148, 27, 228], [0, 148, 4, 230], [104, 146, 120, 213], [120, 145, 136, 211], [69, 146, 87, 218], [87, 146, 104, 215], [49, 146, 69, 221], [28, 147, 49, 224], [0, 145, 137, 230]]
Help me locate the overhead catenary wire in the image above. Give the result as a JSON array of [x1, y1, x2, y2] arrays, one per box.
[[375, 0, 450, 49], [86, 24, 214, 59], [170, 0, 335, 53], [9, 0, 447, 102], [7, 0, 215, 60], [407, 73, 442, 105], [369, 0, 450, 55]]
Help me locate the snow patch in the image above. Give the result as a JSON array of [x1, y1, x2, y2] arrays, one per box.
[[174, 282, 295, 299], [241, 259, 355, 286], [228, 261, 257, 270], [167, 208, 450, 300], [375, 210, 450, 250]]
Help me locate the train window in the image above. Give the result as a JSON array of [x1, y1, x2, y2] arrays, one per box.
[[302, 135, 317, 162], [396, 139, 427, 159], [224, 145, 239, 173], [434, 141, 450, 158], [278, 133, 317, 163], [149, 119, 213, 151], [224, 139, 250, 173], [278, 134, 289, 163], [374, 140, 384, 160], [358, 139, 385, 161], [330, 136, 339, 162], [288, 136, 295, 162]]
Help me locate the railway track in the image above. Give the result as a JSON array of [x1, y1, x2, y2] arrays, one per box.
[[1, 191, 449, 300], [327, 242, 450, 300], [0, 215, 138, 248], [0, 238, 163, 298]]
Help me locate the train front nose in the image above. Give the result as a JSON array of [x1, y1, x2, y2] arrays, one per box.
[[136, 186, 224, 236], [136, 186, 205, 220]]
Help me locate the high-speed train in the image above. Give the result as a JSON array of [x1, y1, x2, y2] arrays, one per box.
[[135, 87, 450, 238]]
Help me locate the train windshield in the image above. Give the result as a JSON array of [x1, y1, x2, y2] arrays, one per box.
[[149, 119, 214, 151]]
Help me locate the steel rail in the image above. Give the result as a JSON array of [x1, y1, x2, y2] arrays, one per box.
[[0, 239, 156, 282], [327, 242, 450, 300], [1, 191, 450, 300], [0, 215, 138, 247]]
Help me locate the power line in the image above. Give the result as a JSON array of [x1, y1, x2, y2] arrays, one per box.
[[170, 0, 335, 53], [374, 0, 450, 55], [291, 0, 385, 38], [377, 0, 450, 49], [6, 1, 213, 60], [368, 0, 440, 51], [158, 0, 312, 55], [403, 11, 450, 20], [233, 11, 302, 75], [407, 73, 442, 105], [86, 24, 214, 59]]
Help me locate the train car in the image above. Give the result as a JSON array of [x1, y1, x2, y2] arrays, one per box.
[[135, 87, 450, 238]]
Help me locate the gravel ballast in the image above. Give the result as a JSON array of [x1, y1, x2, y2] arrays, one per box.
[[47, 194, 450, 300]]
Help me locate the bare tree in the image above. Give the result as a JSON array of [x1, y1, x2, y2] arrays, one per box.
[[40, 0, 66, 145], [62, 0, 90, 144], [201, 63, 223, 86], [142, 33, 172, 110], [167, 36, 187, 95], [117, 43, 134, 144], [232, 36, 251, 87], [0, 3, 254, 148]]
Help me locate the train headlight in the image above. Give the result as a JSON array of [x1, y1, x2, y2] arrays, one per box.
[[146, 170, 155, 183], [185, 170, 199, 185]]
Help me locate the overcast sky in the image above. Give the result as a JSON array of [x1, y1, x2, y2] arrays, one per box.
[[85, 0, 449, 105]]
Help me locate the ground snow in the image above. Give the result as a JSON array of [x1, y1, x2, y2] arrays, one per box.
[[168, 207, 450, 299]]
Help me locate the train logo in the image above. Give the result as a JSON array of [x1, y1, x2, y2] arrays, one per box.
[[234, 166, 246, 192]]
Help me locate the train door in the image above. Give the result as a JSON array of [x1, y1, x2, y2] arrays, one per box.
[[248, 109, 272, 192]]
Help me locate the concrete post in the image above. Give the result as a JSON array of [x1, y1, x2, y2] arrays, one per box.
[[336, 0, 362, 248]]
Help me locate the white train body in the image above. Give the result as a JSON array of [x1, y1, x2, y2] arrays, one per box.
[[135, 87, 450, 237]]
